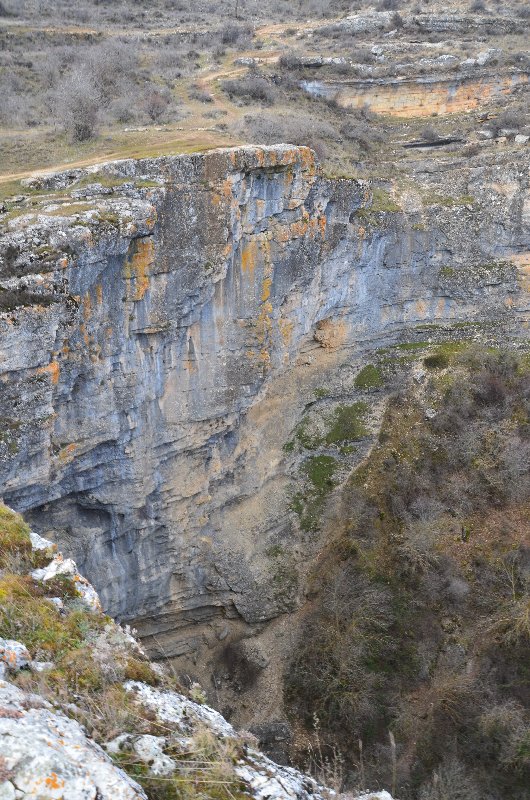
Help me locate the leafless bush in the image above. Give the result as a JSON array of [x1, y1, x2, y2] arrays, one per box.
[[84, 41, 138, 104], [55, 68, 100, 141], [352, 48, 375, 65], [109, 96, 139, 125], [462, 143, 481, 157], [421, 124, 440, 141], [0, 84, 27, 127], [222, 76, 276, 105], [377, 0, 402, 9], [419, 758, 481, 800], [189, 87, 214, 103], [340, 119, 385, 151], [278, 53, 304, 70], [220, 23, 253, 46], [142, 88, 171, 122]]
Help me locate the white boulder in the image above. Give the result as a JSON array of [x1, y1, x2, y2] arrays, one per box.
[[0, 680, 146, 799], [32, 553, 102, 612], [107, 734, 176, 777]]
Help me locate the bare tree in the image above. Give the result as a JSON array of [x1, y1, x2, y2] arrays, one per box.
[[55, 68, 100, 142]]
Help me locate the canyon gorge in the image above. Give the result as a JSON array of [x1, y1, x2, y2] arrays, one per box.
[[1, 0, 530, 795], [0, 142, 528, 743]]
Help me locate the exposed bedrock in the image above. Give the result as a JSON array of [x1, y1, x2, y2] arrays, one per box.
[[0, 145, 529, 679], [300, 70, 529, 117]]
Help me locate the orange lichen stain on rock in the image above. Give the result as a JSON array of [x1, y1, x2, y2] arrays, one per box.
[[83, 293, 91, 323], [79, 322, 90, 349], [45, 773, 65, 790], [145, 208, 158, 230], [415, 299, 428, 317], [279, 317, 294, 347], [510, 252, 530, 293], [57, 443, 77, 463], [36, 360, 60, 386], [339, 73, 528, 118], [95, 284, 103, 305], [241, 240, 258, 276], [299, 146, 316, 174], [291, 217, 310, 238], [261, 277, 272, 303], [124, 237, 155, 301], [274, 225, 291, 244], [259, 348, 271, 366], [275, 216, 309, 243], [435, 297, 447, 317], [90, 343, 102, 363], [213, 178, 234, 206], [487, 182, 519, 201], [307, 213, 326, 239]]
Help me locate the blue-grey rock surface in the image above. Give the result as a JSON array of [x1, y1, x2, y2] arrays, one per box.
[[0, 145, 528, 719]]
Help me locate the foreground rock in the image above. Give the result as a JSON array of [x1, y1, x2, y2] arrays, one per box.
[[122, 681, 331, 800], [0, 680, 147, 800]]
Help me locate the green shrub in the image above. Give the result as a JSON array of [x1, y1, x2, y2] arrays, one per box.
[[325, 403, 369, 444], [0, 505, 31, 567], [424, 352, 450, 369], [284, 346, 530, 797], [304, 455, 338, 492], [355, 365, 384, 389]]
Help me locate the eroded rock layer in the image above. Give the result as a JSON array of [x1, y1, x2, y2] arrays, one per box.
[[0, 144, 528, 668]]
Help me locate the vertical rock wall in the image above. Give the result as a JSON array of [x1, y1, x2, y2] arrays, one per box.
[[0, 145, 528, 662]]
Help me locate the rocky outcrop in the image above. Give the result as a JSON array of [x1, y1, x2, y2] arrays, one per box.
[[316, 12, 524, 37], [0, 673, 336, 800], [0, 144, 529, 693], [0, 680, 147, 800], [301, 71, 529, 117]]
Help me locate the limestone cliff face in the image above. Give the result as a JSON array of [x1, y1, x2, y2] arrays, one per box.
[[0, 145, 528, 668], [302, 71, 529, 117]]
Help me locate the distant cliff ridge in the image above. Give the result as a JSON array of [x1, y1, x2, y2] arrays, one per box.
[[0, 145, 528, 672]]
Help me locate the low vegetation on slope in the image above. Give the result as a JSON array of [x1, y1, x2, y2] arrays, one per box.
[[286, 344, 530, 799]]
